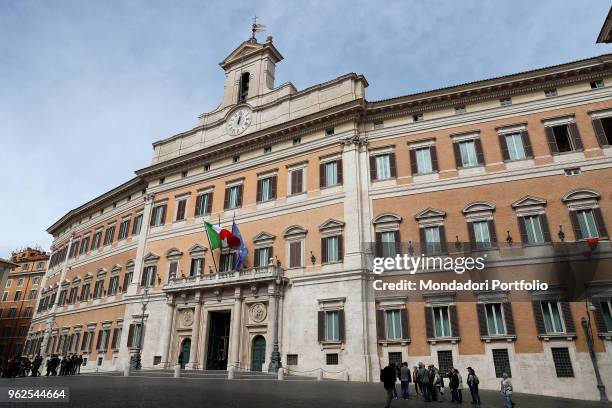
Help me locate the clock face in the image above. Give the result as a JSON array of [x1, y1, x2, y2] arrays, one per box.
[[227, 108, 252, 136]]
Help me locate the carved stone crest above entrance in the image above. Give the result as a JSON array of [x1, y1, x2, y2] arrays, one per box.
[[181, 309, 194, 327], [249, 303, 267, 323]]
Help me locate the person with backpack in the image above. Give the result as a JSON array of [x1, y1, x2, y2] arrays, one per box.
[[467, 367, 481, 405], [418, 363, 431, 402], [381, 363, 398, 408], [500, 373, 513, 408]]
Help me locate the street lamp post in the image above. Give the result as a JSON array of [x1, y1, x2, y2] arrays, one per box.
[[582, 300, 608, 402], [134, 286, 150, 370], [267, 264, 283, 373]]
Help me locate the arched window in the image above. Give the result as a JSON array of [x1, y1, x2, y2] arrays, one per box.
[[238, 72, 250, 103]]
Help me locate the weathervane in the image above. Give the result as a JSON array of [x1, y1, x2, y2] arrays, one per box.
[[251, 16, 266, 40]]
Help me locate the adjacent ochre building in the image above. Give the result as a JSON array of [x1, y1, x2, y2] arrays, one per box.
[[26, 35, 612, 400], [1, 248, 47, 361]]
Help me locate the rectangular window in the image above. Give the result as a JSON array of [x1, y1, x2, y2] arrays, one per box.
[[388, 352, 402, 367], [132, 213, 143, 235], [375, 155, 391, 180], [23, 307, 33, 318], [92, 230, 102, 249], [602, 301, 612, 332], [190, 258, 203, 277], [5, 279, 11, 288], [523, 215, 545, 244], [590, 80, 604, 89], [455, 105, 466, 114], [194, 193, 212, 216], [68, 287, 78, 304], [499, 97, 512, 106], [324, 236, 341, 263], [551, 348, 574, 377], [549, 124, 580, 153], [226, 186, 241, 209], [93, 280, 104, 299], [385, 309, 402, 340], [79, 236, 90, 254], [505, 133, 526, 161], [175, 199, 187, 221], [292, 137, 301, 145], [17, 278, 24, 287], [103, 225, 115, 246], [433, 306, 451, 337], [492, 349, 512, 378], [576, 209, 599, 238], [108, 276, 119, 296], [122, 272, 132, 292], [473, 221, 492, 248], [424, 226, 441, 254], [544, 88, 557, 97], [381, 231, 397, 258], [8, 308, 17, 318], [14, 291, 22, 301], [2, 292, 7, 302], [597, 117, 612, 145], [168, 261, 178, 281], [18, 326, 28, 337], [413, 114, 423, 122], [541, 301, 564, 333], [459, 140, 478, 167], [255, 247, 272, 268], [437, 350, 454, 374], [415, 147, 433, 174], [326, 353, 339, 365], [324, 161, 339, 187], [326, 311, 340, 341], [290, 168, 304, 195], [485, 303, 506, 335], [286, 354, 298, 365], [259, 176, 276, 202], [219, 253, 234, 272], [150, 204, 167, 226], [142, 266, 156, 287], [81, 283, 90, 301], [118, 219, 130, 240], [373, 121, 384, 129], [289, 241, 302, 268], [325, 128, 335, 136], [264, 146, 272, 154]]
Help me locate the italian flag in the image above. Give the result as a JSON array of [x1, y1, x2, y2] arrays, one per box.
[[205, 221, 241, 249]]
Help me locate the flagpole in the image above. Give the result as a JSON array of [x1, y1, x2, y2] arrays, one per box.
[[204, 220, 219, 273]]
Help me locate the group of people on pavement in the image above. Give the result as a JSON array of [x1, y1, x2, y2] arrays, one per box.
[[0, 354, 84, 378], [381, 362, 514, 408]]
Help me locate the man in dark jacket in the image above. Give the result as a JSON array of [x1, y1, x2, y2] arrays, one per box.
[[381, 363, 397, 408]]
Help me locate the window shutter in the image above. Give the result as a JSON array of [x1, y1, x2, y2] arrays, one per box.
[[256, 179, 263, 202], [569, 211, 582, 240], [319, 163, 326, 188], [321, 238, 327, 263], [268, 246, 274, 263], [290, 170, 297, 194], [338, 310, 345, 342], [439, 226, 448, 254], [424, 307, 434, 339], [337, 159, 343, 184], [540, 214, 552, 242], [488, 220, 498, 246], [498, 133, 510, 161], [569, 122, 583, 151], [95, 331, 102, 350], [560, 301, 576, 334], [592, 118, 609, 146], [594, 302, 608, 333], [467, 222, 476, 248], [237, 185, 243, 207], [394, 230, 402, 255], [317, 311, 325, 342], [111, 328, 118, 349], [400, 308, 409, 340], [430, 146, 439, 172], [375, 232, 383, 257], [593, 208, 609, 238], [389, 152, 397, 178], [140, 268, 147, 286], [122, 275, 129, 292], [503, 302, 516, 336], [296, 169, 304, 193], [449, 305, 460, 337], [338, 235, 344, 261], [419, 227, 427, 255], [369, 155, 377, 180], [194, 195, 203, 216], [545, 127, 558, 154], [409, 149, 418, 175], [532, 301, 546, 335], [127, 324, 134, 347], [452, 142, 462, 168], [518, 217, 529, 244], [223, 188, 230, 209], [475, 139, 485, 165], [521, 130, 533, 158], [177, 200, 186, 220], [271, 176, 277, 199], [253, 249, 260, 268], [376, 309, 386, 340], [149, 206, 157, 226], [206, 193, 213, 214], [160, 205, 167, 225], [103, 330, 110, 349], [476, 303, 488, 337]]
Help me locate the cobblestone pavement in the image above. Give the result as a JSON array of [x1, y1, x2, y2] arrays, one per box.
[[1, 371, 609, 408]]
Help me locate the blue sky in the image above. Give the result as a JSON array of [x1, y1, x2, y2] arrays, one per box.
[[0, 0, 611, 258]]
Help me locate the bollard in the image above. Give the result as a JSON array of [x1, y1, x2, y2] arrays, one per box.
[[227, 365, 235, 380], [343, 371, 349, 382], [317, 368, 323, 381], [277, 368, 284, 381], [123, 362, 131, 377], [174, 364, 181, 378]]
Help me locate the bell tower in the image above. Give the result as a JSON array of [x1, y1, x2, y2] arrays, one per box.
[[218, 32, 284, 109]]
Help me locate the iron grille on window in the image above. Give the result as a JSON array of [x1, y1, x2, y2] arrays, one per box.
[[326, 353, 339, 365], [388, 352, 402, 367], [437, 350, 454, 374], [286, 354, 298, 365], [492, 349, 512, 378], [551, 348, 574, 377]]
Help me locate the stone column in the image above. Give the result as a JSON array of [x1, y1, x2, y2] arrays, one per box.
[[160, 294, 176, 368], [229, 287, 242, 369], [127, 193, 154, 296], [188, 292, 202, 369]]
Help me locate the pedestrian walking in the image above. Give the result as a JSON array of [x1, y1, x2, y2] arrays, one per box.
[[392, 363, 399, 399], [449, 367, 459, 402], [455, 368, 463, 403], [412, 365, 420, 397], [466, 367, 481, 405], [418, 363, 431, 402], [500, 373, 513, 408], [400, 362, 411, 399], [381, 363, 397, 408], [76, 355, 83, 374]]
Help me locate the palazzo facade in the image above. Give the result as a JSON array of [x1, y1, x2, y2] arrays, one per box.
[[25, 35, 612, 400]]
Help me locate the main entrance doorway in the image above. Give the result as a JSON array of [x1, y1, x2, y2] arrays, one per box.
[[251, 335, 266, 371], [206, 311, 231, 370], [179, 338, 191, 369]]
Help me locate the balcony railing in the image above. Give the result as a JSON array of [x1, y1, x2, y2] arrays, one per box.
[[164, 265, 282, 292]]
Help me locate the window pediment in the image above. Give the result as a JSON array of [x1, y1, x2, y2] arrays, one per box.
[[253, 232, 276, 247], [111, 264, 122, 275], [125, 260, 135, 271], [143, 252, 160, 265], [319, 218, 345, 231], [415, 208, 446, 220], [188, 244, 207, 257], [462, 201, 496, 214], [512, 195, 547, 208], [373, 213, 402, 232], [284, 225, 308, 239], [165, 248, 183, 260], [562, 189, 600, 203], [96, 268, 107, 278]]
